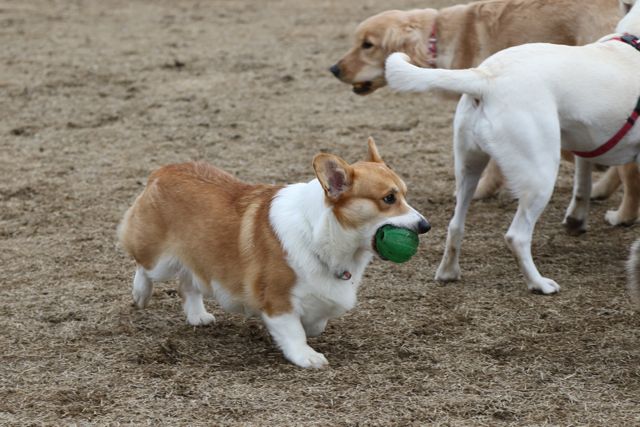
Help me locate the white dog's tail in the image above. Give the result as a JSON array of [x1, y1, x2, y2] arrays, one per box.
[[628, 239, 640, 308], [385, 52, 489, 98]]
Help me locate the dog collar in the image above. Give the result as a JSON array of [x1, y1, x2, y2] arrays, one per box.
[[572, 34, 640, 158], [427, 20, 438, 68], [336, 270, 352, 281], [314, 254, 352, 281]]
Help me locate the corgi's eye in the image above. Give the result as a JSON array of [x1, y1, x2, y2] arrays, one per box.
[[361, 41, 374, 49], [383, 194, 396, 205]]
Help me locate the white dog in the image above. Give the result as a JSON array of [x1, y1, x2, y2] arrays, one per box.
[[385, 0, 640, 294]]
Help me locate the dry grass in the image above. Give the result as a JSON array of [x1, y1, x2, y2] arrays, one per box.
[[1, 0, 639, 424]]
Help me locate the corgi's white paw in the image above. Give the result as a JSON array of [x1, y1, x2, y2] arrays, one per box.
[[132, 269, 152, 308], [187, 312, 216, 326], [288, 346, 329, 369]]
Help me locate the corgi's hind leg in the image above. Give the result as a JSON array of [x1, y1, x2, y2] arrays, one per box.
[[132, 266, 153, 308], [179, 272, 215, 326]]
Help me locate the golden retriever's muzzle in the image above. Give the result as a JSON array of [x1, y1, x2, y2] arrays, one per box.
[[329, 63, 378, 95]]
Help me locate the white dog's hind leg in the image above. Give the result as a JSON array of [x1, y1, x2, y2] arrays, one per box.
[[179, 273, 215, 326], [493, 109, 561, 294], [563, 157, 592, 235], [436, 119, 490, 282], [132, 266, 153, 308], [506, 192, 560, 294], [263, 312, 328, 369]]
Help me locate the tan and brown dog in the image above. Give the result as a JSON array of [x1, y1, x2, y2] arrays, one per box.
[[331, 0, 640, 226], [118, 138, 430, 368]]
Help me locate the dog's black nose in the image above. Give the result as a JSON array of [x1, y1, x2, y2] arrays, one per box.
[[417, 218, 431, 234], [329, 64, 341, 78]]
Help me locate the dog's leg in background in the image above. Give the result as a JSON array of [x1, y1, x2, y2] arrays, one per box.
[[605, 163, 640, 225], [591, 166, 621, 200], [263, 312, 329, 369], [132, 266, 153, 308], [436, 101, 490, 282], [473, 159, 504, 200], [179, 272, 215, 326], [563, 157, 592, 235]]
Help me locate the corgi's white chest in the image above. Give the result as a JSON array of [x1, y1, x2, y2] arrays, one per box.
[[296, 275, 360, 320]]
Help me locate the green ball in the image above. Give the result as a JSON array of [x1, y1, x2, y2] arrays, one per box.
[[375, 225, 419, 263]]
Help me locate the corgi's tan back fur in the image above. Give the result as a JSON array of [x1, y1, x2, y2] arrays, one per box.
[[118, 161, 296, 316]]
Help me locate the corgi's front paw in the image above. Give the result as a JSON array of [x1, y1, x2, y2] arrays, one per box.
[[187, 312, 216, 326], [287, 346, 329, 369]]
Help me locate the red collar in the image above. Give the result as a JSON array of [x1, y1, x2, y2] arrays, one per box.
[[573, 34, 640, 158], [427, 20, 438, 68]]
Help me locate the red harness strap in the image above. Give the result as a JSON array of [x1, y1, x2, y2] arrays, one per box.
[[427, 21, 438, 68], [573, 34, 640, 158]]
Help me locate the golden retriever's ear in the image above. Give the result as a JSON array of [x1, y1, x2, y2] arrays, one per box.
[[620, 0, 634, 14], [366, 136, 384, 163], [313, 153, 353, 200], [382, 23, 429, 67]]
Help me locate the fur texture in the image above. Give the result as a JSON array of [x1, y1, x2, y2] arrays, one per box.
[[385, 0, 640, 294], [118, 138, 430, 368]]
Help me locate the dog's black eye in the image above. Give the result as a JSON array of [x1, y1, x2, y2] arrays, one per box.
[[361, 41, 374, 49], [383, 194, 396, 205]]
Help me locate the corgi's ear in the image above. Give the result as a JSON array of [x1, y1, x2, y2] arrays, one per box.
[[313, 153, 353, 200], [366, 136, 384, 163]]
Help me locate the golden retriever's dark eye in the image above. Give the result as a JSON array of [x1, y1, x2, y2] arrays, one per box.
[[383, 193, 396, 205], [361, 41, 374, 49]]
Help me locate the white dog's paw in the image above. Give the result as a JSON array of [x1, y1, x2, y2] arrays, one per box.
[[605, 209, 636, 226], [435, 263, 460, 283], [287, 346, 329, 369], [527, 278, 560, 295], [186, 312, 216, 326], [562, 216, 587, 236]]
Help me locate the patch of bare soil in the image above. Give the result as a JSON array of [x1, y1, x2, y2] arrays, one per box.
[[1, 0, 638, 424]]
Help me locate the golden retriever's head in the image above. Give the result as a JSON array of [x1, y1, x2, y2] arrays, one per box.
[[330, 9, 437, 95]]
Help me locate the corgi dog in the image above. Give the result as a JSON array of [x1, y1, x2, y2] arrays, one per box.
[[118, 137, 430, 368]]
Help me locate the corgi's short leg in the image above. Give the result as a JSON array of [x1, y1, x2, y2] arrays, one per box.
[[263, 312, 328, 369], [179, 273, 215, 326], [132, 266, 153, 308]]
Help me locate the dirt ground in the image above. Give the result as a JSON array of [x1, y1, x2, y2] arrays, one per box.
[[1, 0, 639, 424]]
